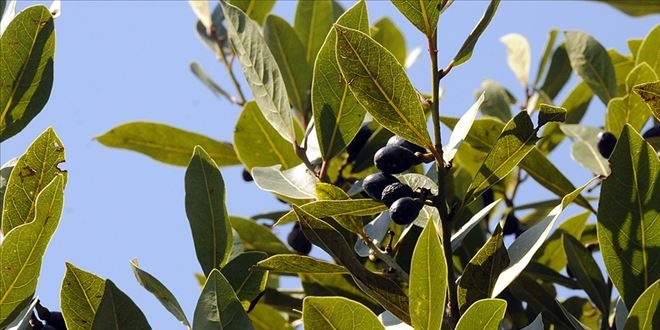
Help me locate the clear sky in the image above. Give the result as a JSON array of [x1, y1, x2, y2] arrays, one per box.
[[2, 0, 659, 328]]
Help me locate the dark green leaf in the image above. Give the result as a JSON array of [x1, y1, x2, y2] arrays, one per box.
[[598, 124, 660, 309], [256, 254, 348, 274], [390, 0, 441, 37], [227, 0, 274, 25], [410, 220, 446, 330], [303, 297, 385, 330], [193, 270, 255, 330], [0, 5, 54, 142], [221, 252, 268, 310], [2, 127, 65, 234], [300, 273, 382, 314], [96, 121, 239, 167], [563, 235, 608, 313], [636, 24, 660, 73], [561, 297, 601, 329], [248, 304, 294, 330], [229, 216, 290, 256], [264, 15, 311, 119], [275, 199, 386, 226], [564, 31, 617, 105], [633, 80, 660, 122], [509, 274, 573, 329], [452, 0, 500, 66], [535, 211, 589, 272], [190, 61, 236, 103], [458, 227, 508, 312], [60, 263, 106, 330], [537, 104, 567, 128], [129, 259, 190, 327], [185, 146, 233, 275], [293, 205, 411, 324], [455, 299, 507, 330], [312, 0, 369, 160], [233, 102, 300, 170], [534, 29, 559, 88], [335, 25, 432, 149], [373, 17, 406, 65], [91, 280, 152, 330], [594, 1, 660, 16], [623, 279, 660, 330], [539, 43, 572, 100], [294, 0, 335, 63], [500, 33, 531, 87], [476, 80, 514, 121], [0, 175, 64, 325], [222, 1, 295, 143]]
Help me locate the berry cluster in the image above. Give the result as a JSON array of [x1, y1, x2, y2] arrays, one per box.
[[597, 125, 660, 159], [362, 136, 426, 225], [30, 301, 67, 330], [287, 222, 312, 255]]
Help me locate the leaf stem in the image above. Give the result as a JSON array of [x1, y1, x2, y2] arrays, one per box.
[[429, 31, 460, 328], [212, 29, 247, 106], [363, 236, 410, 281]]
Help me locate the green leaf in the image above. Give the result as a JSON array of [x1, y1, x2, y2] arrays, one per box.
[[275, 198, 386, 226], [229, 216, 290, 255], [129, 259, 190, 327], [96, 122, 239, 167], [193, 269, 255, 330], [564, 31, 617, 105], [598, 124, 660, 309], [251, 163, 319, 199], [508, 274, 574, 329], [464, 111, 539, 203], [390, 0, 441, 37], [264, 15, 311, 119], [537, 82, 593, 153], [334, 25, 432, 149], [559, 125, 611, 176], [0, 175, 63, 325], [221, 251, 268, 310], [452, 0, 500, 66], [451, 199, 501, 252], [539, 43, 573, 100], [190, 61, 236, 103], [534, 211, 589, 272], [0, 5, 54, 142], [534, 29, 559, 88], [248, 304, 294, 330], [373, 17, 406, 65], [233, 102, 301, 170], [458, 227, 509, 312], [188, 0, 212, 31], [2, 127, 65, 234], [91, 280, 152, 330], [293, 205, 411, 324], [633, 80, 660, 122], [636, 24, 660, 73], [538, 104, 567, 128], [443, 93, 485, 165], [60, 263, 106, 330], [563, 234, 609, 313], [256, 254, 348, 274], [409, 220, 446, 330], [303, 296, 385, 330], [312, 0, 369, 160], [294, 0, 335, 63], [561, 297, 601, 329], [227, 0, 274, 25], [500, 33, 531, 87], [606, 64, 657, 136], [185, 146, 233, 275], [455, 299, 507, 330], [595, 1, 660, 16], [624, 279, 660, 330], [491, 179, 593, 297], [300, 273, 382, 314], [476, 80, 513, 122], [221, 1, 295, 143]]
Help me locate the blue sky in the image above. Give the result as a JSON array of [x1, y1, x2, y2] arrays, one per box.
[[2, 1, 659, 328]]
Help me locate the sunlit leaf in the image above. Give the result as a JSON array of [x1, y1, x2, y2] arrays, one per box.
[[300, 273, 382, 314], [91, 280, 152, 330], [303, 296, 385, 330], [564, 31, 617, 105], [535, 211, 589, 272], [537, 82, 593, 153], [185, 146, 233, 275], [598, 125, 660, 309], [248, 304, 294, 330], [534, 29, 558, 88], [294, 0, 335, 63], [623, 279, 660, 330], [257, 254, 348, 274], [452, 0, 500, 66], [2, 127, 65, 234], [334, 25, 432, 149], [636, 23, 660, 73], [228, 0, 274, 25], [455, 299, 506, 330], [220, 251, 268, 310], [539, 43, 572, 100], [560, 124, 611, 176], [252, 163, 319, 200], [476, 80, 513, 122], [60, 263, 106, 330], [606, 64, 657, 136], [229, 216, 290, 256], [0, 5, 54, 142], [222, 1, 295, 143], [276, 198, 386, 226], [500, 33, 530, 87], [451, 199, 501, 252], [633, 80, 660, 122], [188, 0, 211, 31], [595, 1, 660, 16], [193, 270, 254, 330], [373, 17, 406, 65], [390, 0, 440, 37], [443, 93, 484, 163], [129, 259, 190, 328]]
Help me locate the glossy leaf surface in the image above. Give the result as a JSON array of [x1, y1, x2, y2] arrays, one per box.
[[252, 163, 319, 200], [193, 270, 255, 330], [303, 296, 385, 330], [229, 216, 290, 255], [564, 31, 617, 105], [220, 251, 268, 310], [623, 279, 660, 330], [455, 299, 507, 330], [276, 198, 386, 226], [256, 254, 348, 274], [91, 280, 152, 330], [228, 0, 274, 25], [294, 0, 335, 63]]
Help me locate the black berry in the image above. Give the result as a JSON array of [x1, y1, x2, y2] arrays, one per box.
[[362, 173, 399, 200], [381, 182, 414, 207], [242, 168, 253, 182], [346, 125, 373, 162], [642, 125, 660, 139], [287, 222, 312, 255], [389, 197, 423, 225], [374, 145, 420, 174], [46, 312, 66, 330], [387, 135, 426, 154], [596, 131, 617, 158], [502, 213, 519, 236]]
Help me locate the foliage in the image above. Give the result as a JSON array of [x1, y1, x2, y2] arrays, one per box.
[[2, 0, 660, 329]]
